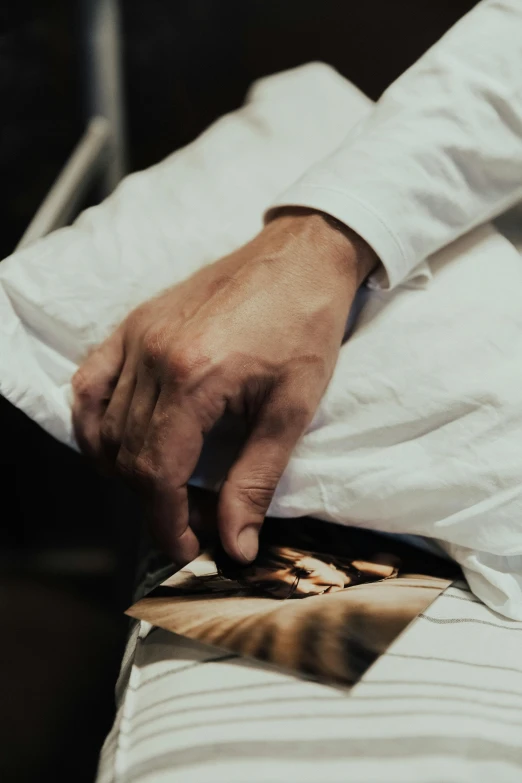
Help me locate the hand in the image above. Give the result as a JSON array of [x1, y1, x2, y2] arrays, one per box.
[[72, 208, 377, 566]]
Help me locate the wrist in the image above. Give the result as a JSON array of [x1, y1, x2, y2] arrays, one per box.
[[266, 206, 378, 287]]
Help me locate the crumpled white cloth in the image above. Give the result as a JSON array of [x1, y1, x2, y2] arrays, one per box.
[[1, 63, 521, 618]]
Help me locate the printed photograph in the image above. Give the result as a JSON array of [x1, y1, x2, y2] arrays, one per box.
[[127, 517, 460, 689]]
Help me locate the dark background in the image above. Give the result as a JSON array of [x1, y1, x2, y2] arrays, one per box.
[[0, 1, 478, 780]]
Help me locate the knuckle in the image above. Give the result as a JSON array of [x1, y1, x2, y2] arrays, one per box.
[[114, 448, 160, 488], [236, 485, 274, 512], [132, 454, 163, 487], [142, 328, 167, 369], [165, 344, 208, 381], [71, 366, 96, 400], [235, 471, 280, 511]]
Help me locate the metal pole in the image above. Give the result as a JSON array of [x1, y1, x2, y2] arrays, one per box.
[[16, 117, 111, 250], [81, 0, 127, 195]]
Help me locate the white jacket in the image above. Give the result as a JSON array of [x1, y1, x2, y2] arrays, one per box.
[[270, 0, 522, 289]]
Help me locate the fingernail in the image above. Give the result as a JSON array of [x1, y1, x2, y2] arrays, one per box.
[[237, 525, 259, 562]]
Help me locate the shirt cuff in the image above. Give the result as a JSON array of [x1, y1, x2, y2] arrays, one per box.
[[266, 183, 431, 291]]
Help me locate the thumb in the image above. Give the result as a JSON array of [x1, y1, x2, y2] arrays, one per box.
[[218, 394, 311, 562]]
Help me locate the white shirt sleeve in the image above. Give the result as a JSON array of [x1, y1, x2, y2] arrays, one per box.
[[267, 0, 522, 289]]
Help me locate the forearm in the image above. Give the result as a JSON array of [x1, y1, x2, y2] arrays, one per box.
[[268, 0, 522, 289]]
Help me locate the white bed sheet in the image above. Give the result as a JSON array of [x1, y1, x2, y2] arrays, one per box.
[[1, 63, 522, 618], [96, 583, 522, 783]]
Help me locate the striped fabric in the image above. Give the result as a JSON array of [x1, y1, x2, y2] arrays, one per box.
[[97, 581, 522, 782]]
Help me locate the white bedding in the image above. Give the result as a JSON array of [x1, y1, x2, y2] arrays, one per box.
[[1, 63, 522, 618], [96, 583, 522, 783]]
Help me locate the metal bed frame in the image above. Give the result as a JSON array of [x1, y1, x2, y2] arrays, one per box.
[[16, 0, 126, 250], [8, 0, 127, 578]]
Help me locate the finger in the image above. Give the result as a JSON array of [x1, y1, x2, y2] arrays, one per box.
[[99, 356, 138, 464], [72, 330, 125, 458], [116, 366, 159, 469], [136, 391, 222, 565], [148, 484, 200, 567], [218, 388, 312, 563]]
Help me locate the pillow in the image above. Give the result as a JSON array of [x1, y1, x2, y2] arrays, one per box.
[[0, 63, 371, 442], [1, 63, 521, 618]]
